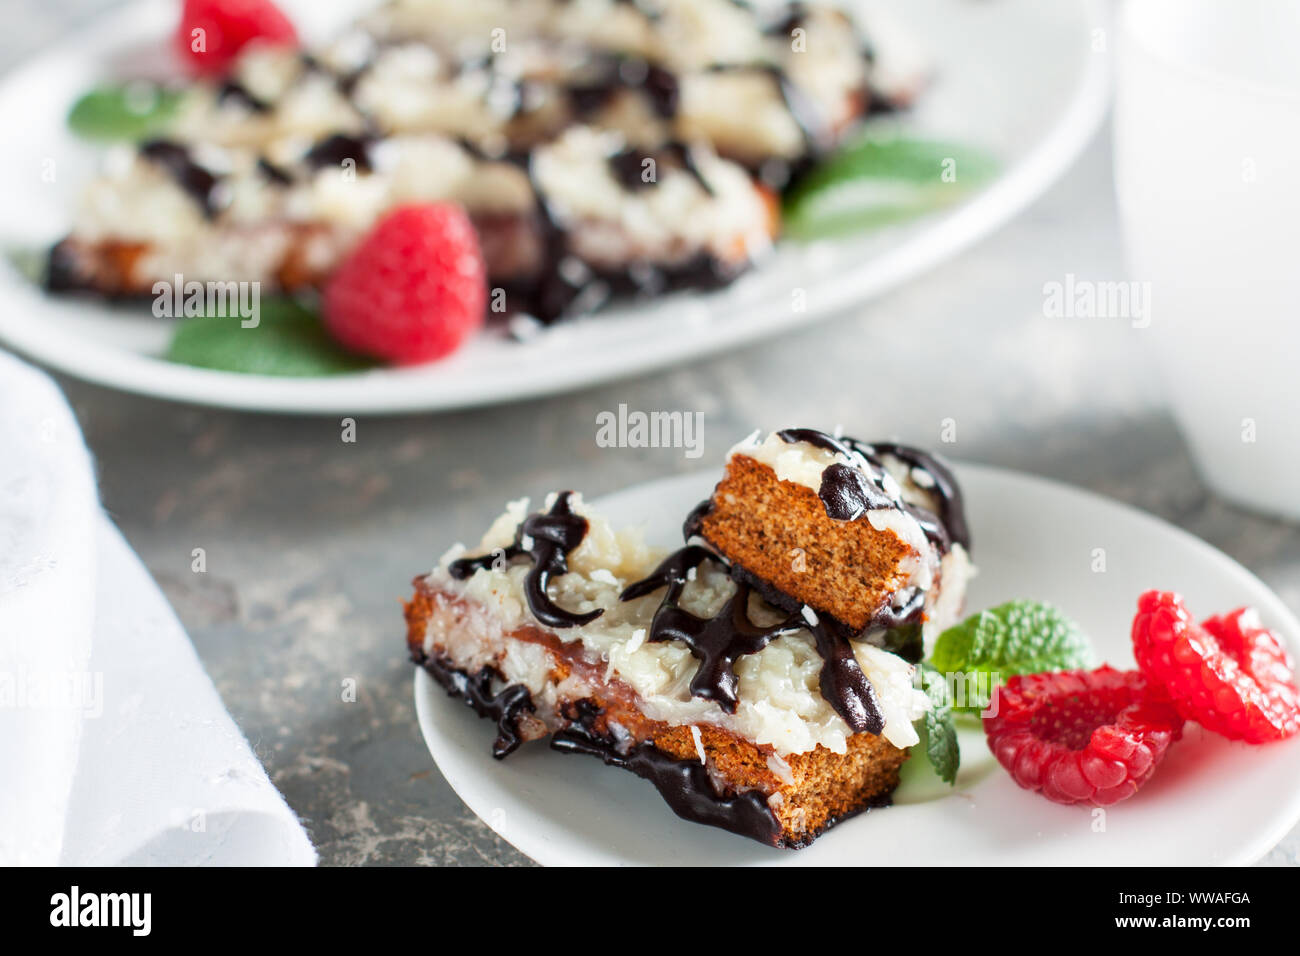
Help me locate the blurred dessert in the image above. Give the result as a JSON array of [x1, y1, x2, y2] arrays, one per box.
[[49, 0, 922, 323]]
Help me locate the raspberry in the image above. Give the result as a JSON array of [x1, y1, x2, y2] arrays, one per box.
[[1132, 591, 1300, 743], [983, 666, 1183, 806], [176, 0, 298, 77], [323, 204, 487, 364]]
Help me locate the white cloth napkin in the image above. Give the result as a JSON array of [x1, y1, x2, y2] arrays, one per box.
[[0, 351, 316, 866]]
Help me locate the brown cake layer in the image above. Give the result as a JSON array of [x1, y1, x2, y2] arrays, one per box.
[[46, 226, 343, 297], [405, 580, 906, 849], [46, 210, 556, 297], [695, 453, 919, 631]]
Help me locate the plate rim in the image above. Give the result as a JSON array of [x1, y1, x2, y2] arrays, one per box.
[[0, 0, 1111, 414], [413, 462, 1300, 866]]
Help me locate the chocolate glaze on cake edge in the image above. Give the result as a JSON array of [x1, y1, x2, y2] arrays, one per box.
[[412, 646, 796, 848], [551, 699, 789, 848], [416, 650, 537, 759]]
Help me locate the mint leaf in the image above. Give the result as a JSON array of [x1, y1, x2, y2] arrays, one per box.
[[919, 662, 959, 784], [782, 137, 998, 241], [165, 298, 377, 377], [5, 246, 46, 285], [929, 600, 1093, 715], [871, 621, 923, 663], [67, 83, 184, 141]]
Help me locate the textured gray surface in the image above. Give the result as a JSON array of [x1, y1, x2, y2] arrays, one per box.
[[7, 1, 1299, 867]]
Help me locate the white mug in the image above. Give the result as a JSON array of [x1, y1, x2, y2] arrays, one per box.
[[1115, 0, 1300, 518]]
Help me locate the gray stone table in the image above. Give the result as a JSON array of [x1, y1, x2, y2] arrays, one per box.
[[6, 1, 1298, 866]]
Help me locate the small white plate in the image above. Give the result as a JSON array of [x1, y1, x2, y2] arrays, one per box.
[[0, 0, 1109, 413], [415, 465, 1300, 865]]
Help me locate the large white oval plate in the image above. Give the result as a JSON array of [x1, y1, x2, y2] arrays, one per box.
[[415, 465, 1300, 865], [0, 0, 1108, 413]]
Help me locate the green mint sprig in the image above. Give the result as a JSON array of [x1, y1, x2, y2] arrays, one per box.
[[67, 83, 185, 141], [782, 136, 998, 241], [929, 600, 1094, 716], [911, 600, 1094, 784], [918, 662, 959, 785], [165, 298, 377, 377]]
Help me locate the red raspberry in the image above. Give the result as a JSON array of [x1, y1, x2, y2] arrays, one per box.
[[323, 204, 487, 364], [984, 666, 1183, 806], [1132, 590, 1300, 743], [176, 0, 298, 77]]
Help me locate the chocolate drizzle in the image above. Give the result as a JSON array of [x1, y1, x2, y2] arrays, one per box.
[[622, 547, 802, 712], [665, 141, 716, 195], [774, 426, 856, 459], [776, 427, 898, 523], [818, 462, 893, 519], [726, 557, 922, 664], [682, 499, 714, 541], [256, 157, 293, 186], [763, 2, 809, 38], [763, 64, 833, 156], [551, 708, 785, 847], [805, 613, 884, 734], [448, 492, 601, 629], [139, 140, 221, 218], [567, 54, 680, 121], [216, 80, 271, 113], [606, 142, 715, 196], [608, 147, 655, 191], [620, 545, 884, 734], [417, 652, 537, 758], [299, 51, 372, 101], [864, 441, 971, 551], [774, 427, 970, 554], [303, 132, 372, 172], [508, 186, 737, 323]]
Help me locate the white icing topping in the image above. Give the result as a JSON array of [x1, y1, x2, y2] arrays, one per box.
[[531, 126, 771, 266]]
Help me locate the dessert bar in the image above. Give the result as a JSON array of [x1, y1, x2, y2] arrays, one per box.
[[405, 428, 973, 847]]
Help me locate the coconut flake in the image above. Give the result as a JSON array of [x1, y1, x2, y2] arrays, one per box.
[[766, 752, 795, 786], [690, 725, 706, 765]]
